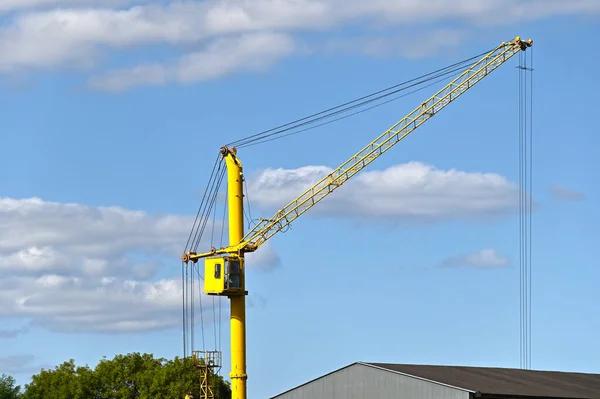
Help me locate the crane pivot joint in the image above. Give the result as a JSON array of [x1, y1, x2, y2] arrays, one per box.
[[220, 145, 237, 158], [181, 251, 198, 264]]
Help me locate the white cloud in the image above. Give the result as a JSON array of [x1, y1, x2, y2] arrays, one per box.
[[321, 29, 466, 59], [0, 0, 136, 14], [87, 32, 295, 91], [548, 184, 585, 202], [0, 1, 317, 72], [442, 248, 510, 268], [245, 242, 281, 272], [247, 162, 521, 223], [0, 197, 280, 334], [0, 274, 182, 333], [0, 0, 597, 87], [0, 197, 189, 261]]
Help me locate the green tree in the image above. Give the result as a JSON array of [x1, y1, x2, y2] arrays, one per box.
[[22, 353, 230, 399], [0, 374, 21, 399], [22, 359, 96, 399], [94, 353, 163, 398]]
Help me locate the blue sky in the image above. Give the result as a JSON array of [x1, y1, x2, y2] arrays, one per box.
[[0, 1, 599, 398]]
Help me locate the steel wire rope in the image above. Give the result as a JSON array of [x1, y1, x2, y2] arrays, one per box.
[[191, 255, 194, 354], [233, 61, 484, 148], [193, 165, 226, 353], [182, 154, 220, 358], [182, 262, 186, 358], [519, 53, 527, 368], [524, 48, 533, 370], [190, 163, 223, 252], [524, 50, 529, 370], [207, 169, 227, 357], [528, 46, 534, 371], [217, 190, 229, 358], [211, 182, 219, 250], [517, 46, 534, 370], [182, 155, 225, 359], [242, 177, 256, 229], [191, 167, 222, 251], [186, 163, 227, 358], [213, 295, 218, 351], [518, 50, 524, 370], [185, 153, 221, 253], [237, 67, 468, 149], [219, 189, 227, 357], [192, 166, 227, 251], [226, 47, 496, 149], [196, 263, 206, 352], [186, 264, 191, 358], [525, 49, 532, 370]]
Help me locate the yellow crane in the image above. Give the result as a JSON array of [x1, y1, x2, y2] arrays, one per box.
[[181, 36, 533, 399]]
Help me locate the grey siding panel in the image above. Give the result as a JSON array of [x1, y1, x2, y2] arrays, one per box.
[[273, 363, 471, 399]]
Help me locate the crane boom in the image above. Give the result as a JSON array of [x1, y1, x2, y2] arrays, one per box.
[[187, 36, 533, 262]]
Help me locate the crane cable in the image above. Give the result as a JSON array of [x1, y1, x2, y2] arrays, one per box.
[[238, 66, 471, 149], [518, 45, 534, 370], [181, 153, 219, 359], [182, 152, 228, 359], [226, 47, 496, 149]]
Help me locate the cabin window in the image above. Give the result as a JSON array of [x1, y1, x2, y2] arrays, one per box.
[[228, 260, 241, 289]]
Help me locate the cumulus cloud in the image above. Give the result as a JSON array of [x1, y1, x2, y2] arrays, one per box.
[[442, 248, 510, 268], [0, 197, 190, 263], [0, 0, 597, 87], [0, 274, 182, 333], [246, 162, 522, 223], [87, 32, 295, 91], [0, 197, 280, 334], [548, 184, 585, 202]]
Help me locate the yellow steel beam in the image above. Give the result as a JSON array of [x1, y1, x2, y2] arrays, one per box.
[[224, 149, 248, 399]]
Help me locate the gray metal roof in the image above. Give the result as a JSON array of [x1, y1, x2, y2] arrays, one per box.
[[364, 362, 600, 398]]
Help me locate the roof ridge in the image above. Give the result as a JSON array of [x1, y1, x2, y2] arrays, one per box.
[[362, 362, 600, 376]]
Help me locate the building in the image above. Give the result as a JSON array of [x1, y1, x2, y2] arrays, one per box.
[[271, 362, 600, 399]]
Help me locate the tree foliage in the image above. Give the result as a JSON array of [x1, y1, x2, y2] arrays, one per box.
[[22, 353, 230, 399], [0, 374, 21, 399]]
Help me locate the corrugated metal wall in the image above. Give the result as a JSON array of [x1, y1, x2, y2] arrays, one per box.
[[272, 363, 471, 399]]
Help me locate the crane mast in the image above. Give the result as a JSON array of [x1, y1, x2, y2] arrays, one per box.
[[182, 36, 533, 399]]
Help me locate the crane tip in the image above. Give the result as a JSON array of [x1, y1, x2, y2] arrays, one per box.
[[515, 36, 533, 48]]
